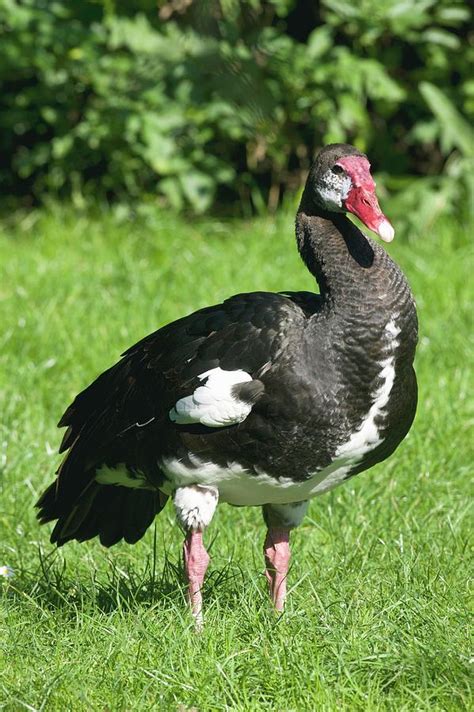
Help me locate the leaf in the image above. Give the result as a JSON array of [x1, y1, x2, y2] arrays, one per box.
[[387, 0, 436, 21], [307, 27, 332, 59], [179, 172, 216, 213], [419, 82, 473, 156], [437, 6, 470, 24], [322, 0, 359, 19], [51, 134, 73, 159], [422, 29, 460, 49], [362, 60, 405, 102]]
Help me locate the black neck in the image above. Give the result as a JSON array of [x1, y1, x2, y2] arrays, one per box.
[[296, 200, 393, 309], [295, 203, 418, 371]]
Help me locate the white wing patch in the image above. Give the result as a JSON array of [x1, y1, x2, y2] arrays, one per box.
[[169, 367, 254, 428]]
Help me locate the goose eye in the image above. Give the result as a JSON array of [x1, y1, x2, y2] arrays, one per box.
[[331, 165, 344, 175]]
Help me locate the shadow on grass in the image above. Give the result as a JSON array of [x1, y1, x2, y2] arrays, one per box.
[[2, 537, 254, 617]]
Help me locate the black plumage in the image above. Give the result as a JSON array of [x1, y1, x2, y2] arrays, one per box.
[[37, 144, 418, 564]]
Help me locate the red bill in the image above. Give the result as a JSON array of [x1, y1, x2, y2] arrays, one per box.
[[336, 155, 395, 242]]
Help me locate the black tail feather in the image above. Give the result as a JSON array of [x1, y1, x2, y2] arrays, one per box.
[[37, 480, 168, 548], [36, 482, 59, 524], [96, 486, 125, 547], [49, 480, 100, 544], [123, 489, 159, 545]]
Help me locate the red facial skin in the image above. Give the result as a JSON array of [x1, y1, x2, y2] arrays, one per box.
[[336, 156, 394, 241]]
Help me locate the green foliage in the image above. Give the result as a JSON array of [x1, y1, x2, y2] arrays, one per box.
[[0, 0, 472, 215], [390, 82, 473, 233]]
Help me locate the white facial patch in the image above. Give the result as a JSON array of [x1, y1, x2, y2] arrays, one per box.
[[173, 484, 219, 531], [317, 169, 352, 211], [169, 367, 254, 428]]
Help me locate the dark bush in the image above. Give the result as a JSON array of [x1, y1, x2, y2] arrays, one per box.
[[0, 0, 472, 219]]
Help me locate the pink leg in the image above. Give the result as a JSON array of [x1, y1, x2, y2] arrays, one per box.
[[264, 527, 291, 612], [183, 530, 210, 627]]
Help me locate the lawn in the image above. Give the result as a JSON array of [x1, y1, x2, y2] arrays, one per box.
[[0, 205, 472, 711]]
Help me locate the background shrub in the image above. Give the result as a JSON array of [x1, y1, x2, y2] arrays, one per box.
[[0, 0, 472, 220]]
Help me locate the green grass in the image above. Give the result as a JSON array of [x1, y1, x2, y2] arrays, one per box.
[[0, 205, 472, 711]]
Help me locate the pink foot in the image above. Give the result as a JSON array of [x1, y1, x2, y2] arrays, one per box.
[[183, 530, 210, 627], [264, 527, 291, 612]]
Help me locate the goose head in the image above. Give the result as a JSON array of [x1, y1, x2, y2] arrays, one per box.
[[304, 143, 394, 242]]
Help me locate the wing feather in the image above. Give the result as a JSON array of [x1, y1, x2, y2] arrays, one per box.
[[37, 291, 316, 544]]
